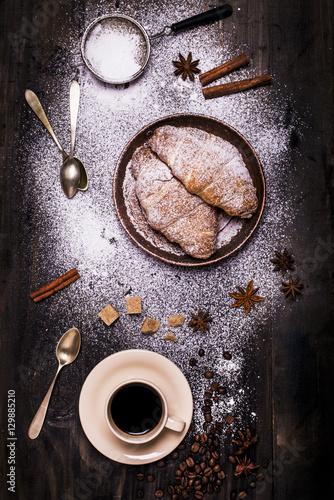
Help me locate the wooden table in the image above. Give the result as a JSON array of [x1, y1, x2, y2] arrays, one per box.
[[1, 0, 333, 499]]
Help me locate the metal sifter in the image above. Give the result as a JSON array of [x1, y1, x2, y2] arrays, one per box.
[[81, 5, 233, 85]]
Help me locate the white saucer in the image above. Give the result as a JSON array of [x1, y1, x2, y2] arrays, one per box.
[[79, 349, 193, 465]]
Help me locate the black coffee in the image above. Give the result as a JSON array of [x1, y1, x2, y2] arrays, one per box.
[[110, 383, 163, 435]]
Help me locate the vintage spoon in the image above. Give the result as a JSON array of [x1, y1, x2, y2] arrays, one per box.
[[25, 89, 88, 195], [28, 327, 81, 440], [60, 81, 85, 198]]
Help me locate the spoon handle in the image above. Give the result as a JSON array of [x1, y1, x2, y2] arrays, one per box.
[[28, 366, 61, 439], [69, 81, 80, 158], [25, 90, 67, 162]]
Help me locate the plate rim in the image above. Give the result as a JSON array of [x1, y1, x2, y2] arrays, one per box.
[[113, 113, 265, 267]]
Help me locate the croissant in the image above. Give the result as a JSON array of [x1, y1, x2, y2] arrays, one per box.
[[149, 125, 258, 218], [131, 144, 218, 259]]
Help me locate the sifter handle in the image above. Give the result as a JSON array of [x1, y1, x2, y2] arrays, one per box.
[[171, 5, 233, 33]]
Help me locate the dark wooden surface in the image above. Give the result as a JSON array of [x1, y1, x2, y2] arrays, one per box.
[[1, 1, 333, 499]]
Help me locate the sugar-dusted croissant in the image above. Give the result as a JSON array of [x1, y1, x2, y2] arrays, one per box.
[[131, 144, 218, 259], [149, 125, 258, 218]]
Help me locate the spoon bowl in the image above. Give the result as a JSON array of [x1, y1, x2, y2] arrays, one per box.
[[28, 327, 81, 439], [60, 157, 82, 199]]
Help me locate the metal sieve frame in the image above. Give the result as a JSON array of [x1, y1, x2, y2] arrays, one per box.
[[81, 13, 151, 85]]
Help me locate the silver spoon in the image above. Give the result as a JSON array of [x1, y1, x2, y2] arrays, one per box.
[[25, 89, 88, 195], [28, 327, 81, 440], [60, 81, 84, 198]]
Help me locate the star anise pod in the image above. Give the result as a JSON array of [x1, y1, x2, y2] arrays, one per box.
[[271, 248, 294, 275], [229, 280, 264, 316], [173, 52, 200, 81], [232, 428, 259, 455], [234, 456, 259, 478], [280, 275, 304, 300], [188, 308, 212, 333]]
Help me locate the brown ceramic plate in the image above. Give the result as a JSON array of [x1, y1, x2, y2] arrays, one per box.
[[113, 114, 265, 266]]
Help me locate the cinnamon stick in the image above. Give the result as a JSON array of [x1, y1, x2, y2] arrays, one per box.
[[202, 74, 271, 99], [199, 53, 250, 87], [30, 268, 80, 302]]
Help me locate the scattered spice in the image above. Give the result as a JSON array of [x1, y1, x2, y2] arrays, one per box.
[[229, 280, 264, 316], [232, 428, 259, 455], [234, 457, 259, 478], [30, 267, 80, 303], [271, 248, 294, 275], [189, 308, 212, 333], [173, 52, 200, 81], [280, 275, 304, 300]]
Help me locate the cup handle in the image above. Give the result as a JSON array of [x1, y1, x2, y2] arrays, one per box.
[[165, 415, 186, 433]]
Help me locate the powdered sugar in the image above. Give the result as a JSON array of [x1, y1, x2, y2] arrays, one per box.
[[19, 0, 306, 433]]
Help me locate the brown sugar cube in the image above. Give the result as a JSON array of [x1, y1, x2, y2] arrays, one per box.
[[98, 304, 119, 326], [163, 332, 178, 342], [167, 314, 185, 327], [126, 297, 142, 314], [141, 317, 160, 334]]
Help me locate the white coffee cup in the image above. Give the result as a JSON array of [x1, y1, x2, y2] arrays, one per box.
[[105, 378, 185, 444]]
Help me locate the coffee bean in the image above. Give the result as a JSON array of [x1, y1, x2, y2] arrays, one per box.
[[202, 406, 211, 414], [204, 398, 213, 406], [218, 386, 226, 395], [178, 443, 186, 450], [249, 482, 256, 488], [188, 472, 196, 480], [230, 493, 237, 500], [228, 455, 237, 464], [179, 461, 187, 472], [262, 458, 269, 469], [185, 457, 194, 468], [194, 491, 204, 499], [214, 485, 220, 493], [238, 492, 247, 499], [216, 479, 223, 486], [225, 414, 234, 424], [167, 485, 175, 495], [204, 370, 213, 379], [213, 464, 221, 473], [191, 442, 200, 453], [200, 433, 208, 443], [137, 489, 144, 498], [202, 422, 208, 430], [156, 460, 166, 467], [175, 485, 181, 492], [175, 469, 183, 477], [171, 451, 179, 459], [181, 476, 188, 488], [207, 484, 213, 494], [223, 351, 232, 360], [213, 396, 219, 403], [217, 470, 225, 479], [202, 476, 208, 484], [204, 467, 213, 477], [155, 490, 164, 498], [204, 413, 212, 423], [208, 458, 215, 467], [204, 389, 213, 398], [194, 433, 200, 441], [198, 348, 205, 357], [199, 445, 206, 455], [256, 472, 265, 482], [175, 477, 181, 485], [146, 474, 155, 482], [211, 381, 219, 391], [181, 490, 190, 499], [172, 495, 178, 500], [189, 358, 197, 366], [136, 473, 145, 481]]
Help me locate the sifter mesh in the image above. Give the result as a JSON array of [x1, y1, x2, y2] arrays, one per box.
[[81, 15, 150, 85]]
